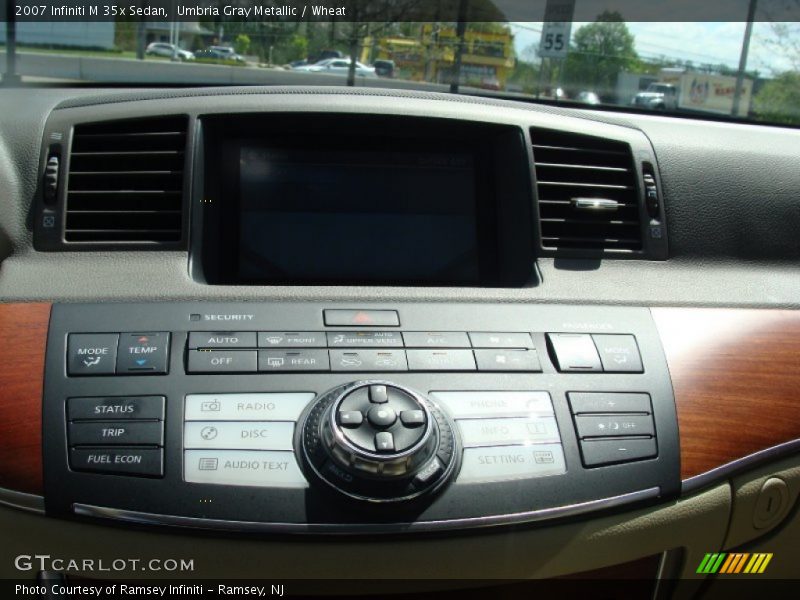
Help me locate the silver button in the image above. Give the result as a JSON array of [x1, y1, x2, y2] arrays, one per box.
[[184, 450, 308, 488], [184, 422, 295, 451], [457, 444, 566, 483], [184, 393, 315, 421], [458, 417, 560, 447], [430, 391, 553, 419]]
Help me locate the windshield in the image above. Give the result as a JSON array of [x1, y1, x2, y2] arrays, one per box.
[[3, 2, 799, 126]]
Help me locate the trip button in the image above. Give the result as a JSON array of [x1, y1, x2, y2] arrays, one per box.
[[70, 447, 163, 476], [186, 350, 257, 373], [68, 396, 165, 421], [116, 332, 170, 374], [474, 349, 542, 372], [546, 333, 602, 372], [67, 333, 118, 376], [574, 415, 655, 438], [69, 421, 164, 446], [188, 332, 256, 349], [592, 335, 644, 373], [580, 437, 657, 467]]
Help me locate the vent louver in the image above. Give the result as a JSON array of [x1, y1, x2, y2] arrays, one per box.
[[65, 116, 188, 244], [532, 128, 642, 252]]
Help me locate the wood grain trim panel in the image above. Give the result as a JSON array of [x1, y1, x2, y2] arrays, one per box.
[[652, 308, 800, 480], [0, 303, 50, 495]]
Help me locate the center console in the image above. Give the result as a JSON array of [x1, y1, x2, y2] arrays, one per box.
[[43, 302, 680, 533]]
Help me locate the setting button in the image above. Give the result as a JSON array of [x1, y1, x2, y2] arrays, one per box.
[[116, 332, 170, 374], [546, 333, 602, 372], [580, 437, 657, 467], [67, 333, 118, 376], [367, 406, 397, 429], [188, 332, 256, 349], [68, 396, 165, 421], [69, 421, 164, 446], [187, 350, 257, 373], [474, 349, 542, 372], [592, 334, 644, 373], [458, 444, 566, 483], [575, 415, 655, 438], [469, 332, 533, 348], [70, 447, 163, 476]]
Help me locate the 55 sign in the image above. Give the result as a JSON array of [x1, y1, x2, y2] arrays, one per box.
[[539, 0, 576, 59]]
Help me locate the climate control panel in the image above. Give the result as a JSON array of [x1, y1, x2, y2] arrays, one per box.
[[43, 302, 680, 533]]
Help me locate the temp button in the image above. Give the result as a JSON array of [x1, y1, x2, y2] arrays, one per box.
[[457, 444, 566, 483]]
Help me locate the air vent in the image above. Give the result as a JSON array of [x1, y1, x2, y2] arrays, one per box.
[[532, 128, 642, 252], [65, 116, 188, 244]]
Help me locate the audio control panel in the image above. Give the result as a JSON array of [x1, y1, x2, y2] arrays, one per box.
[[43, 302, 680, 533]]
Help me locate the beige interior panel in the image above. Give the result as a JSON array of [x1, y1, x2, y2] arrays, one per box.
[[1, 484, 730, 581]]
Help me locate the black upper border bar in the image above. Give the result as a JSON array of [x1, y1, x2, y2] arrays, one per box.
[[6, 0, 800, 23]]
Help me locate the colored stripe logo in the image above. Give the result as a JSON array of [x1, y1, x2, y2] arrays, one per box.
[[696, 553, 773, 574]]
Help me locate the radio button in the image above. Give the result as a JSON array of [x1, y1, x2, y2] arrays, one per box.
[[580, 437, 657, 467], [457, 444, 566, 483], [184, 450, 308, 488], [406, 349, 476, 371], [117, 332, 170, 374], [474, 349, 542, 372], [258, 332, 326, 348], [70, 447, 163, 476], [67, 333, 118, 376], [184, 421, 295, 451], [575, 415, 655, 438], [187, 350, 257, 373], [547, 333, 602, 372], [592, 334, 644, 373], [70, 421, 164, 446], [402, 332, 470, 348], [68, 396, 165, 421], [185, 393, 315, 422], [458, 416, 560, 447], [430, 391, 553, 419], [188, 331, 256, 349], [469, 332, 533, 348]]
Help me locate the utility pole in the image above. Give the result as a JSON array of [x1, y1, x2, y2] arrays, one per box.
[[3, 0, 20, 86], [450, 0, 468, 94], [732, 0, 757, 117]]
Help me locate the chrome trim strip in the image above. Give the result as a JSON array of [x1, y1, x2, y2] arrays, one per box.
[[73, 486, 660, 534], [681, 438, 800, 495], [0, 486, 45, 514]]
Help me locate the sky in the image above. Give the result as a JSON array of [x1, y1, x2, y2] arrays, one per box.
[[510, 21, 796, 76]]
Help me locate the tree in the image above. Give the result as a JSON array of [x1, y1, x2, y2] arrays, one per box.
[[754, 72, 800, 124], [234, 34, 251, 56], [562, 11, 638, 100]]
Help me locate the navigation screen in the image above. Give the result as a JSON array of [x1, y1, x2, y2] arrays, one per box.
[[237, 146, 480, 284]]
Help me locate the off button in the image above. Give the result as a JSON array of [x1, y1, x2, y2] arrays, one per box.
[[67, 333, 119, 376]]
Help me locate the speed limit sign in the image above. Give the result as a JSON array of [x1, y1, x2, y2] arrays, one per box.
[[539, 0, 575, 59]]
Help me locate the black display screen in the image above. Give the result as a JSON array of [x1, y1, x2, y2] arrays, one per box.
[[237, 146, 482, 284]]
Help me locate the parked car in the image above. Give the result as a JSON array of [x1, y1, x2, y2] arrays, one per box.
[[195, 46, 247, 64], [575, 91, 602, 105], [145, 42, 194, 61], [373, 59, 395, 78], [292, 58, 377, 78]]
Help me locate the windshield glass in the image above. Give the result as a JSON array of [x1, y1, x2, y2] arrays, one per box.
[[3, 1, 799, 126]]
